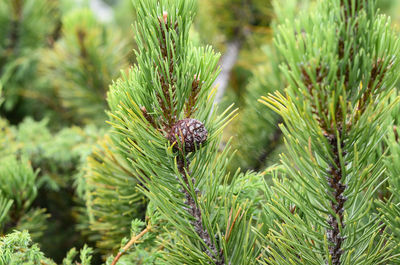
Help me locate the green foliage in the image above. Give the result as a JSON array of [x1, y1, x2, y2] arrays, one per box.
[[0, 84, 3, 106], [102, 0, 262, 263], [0, 196, 12, 230], [195, 0, 275, 119], [80, 135, 146, 251], [0, 156, 37, 216], [196, 0, 272, 45], [230, 44, 283, 171], [0, 230, 94, 265], [0, 117, 103, 260], [113, 0, 137, 64], [1, 117, 103, 189], [0, 118, 14, 156], [39, 8, 129, 125], [2, 1, 400, 265], [0, 230, 55, 265], [102, 208, 168, 265], [113, 0, 136, 36], [0, 0, 59, 112], [62, 245, 93, 265], [259, 0, 400, 263], [0, 155, 49, 240], [377, 100, 400, 255], [230, 0, 313, 172]]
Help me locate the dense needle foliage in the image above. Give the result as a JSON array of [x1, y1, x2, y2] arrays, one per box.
[[1, 0, 400, 264]]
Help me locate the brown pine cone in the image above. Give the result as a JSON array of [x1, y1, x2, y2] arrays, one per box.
[[168, 118, 208, 153]]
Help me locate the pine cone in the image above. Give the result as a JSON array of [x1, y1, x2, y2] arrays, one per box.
[[168, 118, 208, 153]]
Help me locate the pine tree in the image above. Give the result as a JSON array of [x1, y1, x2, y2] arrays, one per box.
[[0, 0, 59, 114], [259, 0, 400, 264], [2, 1, 400, 264], [39, 8, 130, 126], [79, 135, 147, 252], [100, 0, 261, 263]]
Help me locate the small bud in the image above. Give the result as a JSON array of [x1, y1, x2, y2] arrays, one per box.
[[162, 11, 168, 24]]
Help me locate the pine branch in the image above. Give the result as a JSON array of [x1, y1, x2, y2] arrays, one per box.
[[177, 155, 224, 265], [260, 0, 400, 263], [81, 135, 147, 251], [300, 3, 392, 262], [302, 62, 348, 264], [111, 223, 152, 265], [106, 1, 259, 263], [324, 132, 346, 265], [157, 12, 178, 129]]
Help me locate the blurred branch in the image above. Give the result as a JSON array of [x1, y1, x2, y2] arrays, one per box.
[[214, 39, 241, 104], [110, 223, 152, 265], [213, 0, 253, 105]]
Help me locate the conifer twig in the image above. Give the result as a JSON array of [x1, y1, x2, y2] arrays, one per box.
[[301, 63, 347, 264], [110, 223, 151, 265], [177, 156, 225, 265], [325, 132, 346, 265]]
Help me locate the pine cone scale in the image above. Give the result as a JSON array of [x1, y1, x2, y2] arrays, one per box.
[[168, 118, 208, 153]]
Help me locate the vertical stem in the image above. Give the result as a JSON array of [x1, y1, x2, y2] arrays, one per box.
[[0, 0, 22, 72], [301, 65, 348, 264], [9, 0, 22, 52], [177, 156, 225, 265], [325, 132, 347, 265]]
